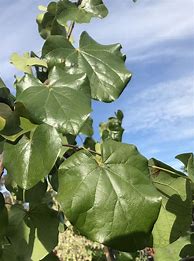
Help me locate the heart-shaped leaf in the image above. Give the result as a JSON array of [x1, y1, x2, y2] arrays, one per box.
[[3, 124, 61, 189], [16, 67, 91, 135], [57, 140, 161, 251], [56, 0, 108, 25], [42, 32, 132, 102], [149, 159, 192, 248]]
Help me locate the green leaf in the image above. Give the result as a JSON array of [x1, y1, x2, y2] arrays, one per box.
[[0, 103, 21, 136], [57, 140, 161, 252], [38, 5, 47, 12], [4, 204, 59, 260], [80, 117, 93, 136], [1, 117, 37, 142], [10, 52, 47, 74], [154, 233, 194, 261], [42, 32, 132, 102], [15, 180, 48, 205], [37, 2, 66, 40], [83, 137, 96, 151], [149, 159, 192, 248], [56, 0, 108, 25], [0, 117, 5, 131], [3, 124, 61, 189], [0, 193, 8, 241], [99, 110, 124, 142], [0, 77, 15, 108], [176, 153, 194, 183], [16, 67, 91, 135]]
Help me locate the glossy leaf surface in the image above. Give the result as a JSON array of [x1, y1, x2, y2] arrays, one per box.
[[58, 140, 161, 251], [56, 0, 108, 25], [3, 124, 61, 189], [16, 68, 91, 134], [42, 32, 132, 102], [150, 159, 192, 248]]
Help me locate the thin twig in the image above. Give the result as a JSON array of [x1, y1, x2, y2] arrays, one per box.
[[62, 144, 101, 156], [67, 21, 75, 40], [67, 0, 83, 40]]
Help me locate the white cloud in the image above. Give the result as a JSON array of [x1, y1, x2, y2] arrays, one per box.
[[75, 0, 194, 60], [0, 0, 193, 82], [122, 75, 194, 141], [0, 0, 49, 82]]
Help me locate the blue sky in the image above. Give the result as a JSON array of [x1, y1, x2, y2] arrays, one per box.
[[0, 0, 193, 168]]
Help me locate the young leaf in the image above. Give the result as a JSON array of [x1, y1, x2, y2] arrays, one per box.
[[16, 68, 91, 135], [10, 52, 47, 74], [3, 124, 61, 189], [42, 32, 132, 102], [57, 140, 161, 251], [37, 2, 66, 40]]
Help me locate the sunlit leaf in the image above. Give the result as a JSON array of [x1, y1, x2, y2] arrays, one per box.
[[10, 52, 47, 74], [150, 158, 192, 248], [16, 67, 91, 135], [42, 32, 132, 102], [56, 0, 108, 25], [3, 124, 61, 189], [58, 140, 161, 251]]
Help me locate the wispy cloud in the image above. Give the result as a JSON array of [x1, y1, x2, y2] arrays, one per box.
[[122, 75, 194, 141], [0, 0, 49, 82], [75, 0, 194, 61]]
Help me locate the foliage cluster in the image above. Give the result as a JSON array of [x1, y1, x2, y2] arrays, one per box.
[[0, 0, 193, 260]]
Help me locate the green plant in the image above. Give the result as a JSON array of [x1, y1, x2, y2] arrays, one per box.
[[0, 0, 193, 260]]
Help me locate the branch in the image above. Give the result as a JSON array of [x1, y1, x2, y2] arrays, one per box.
[[67, 22, 75, 40], [67, 0, 83, 40], [62, 144, 101, 156]]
